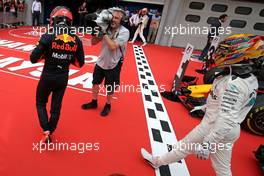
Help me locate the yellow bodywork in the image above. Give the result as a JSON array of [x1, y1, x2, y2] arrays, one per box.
[[187, 84, 212, 98]]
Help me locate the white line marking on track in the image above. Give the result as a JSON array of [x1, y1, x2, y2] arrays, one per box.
[[0, 69, 116, 98], [133, 45, 190, 176]]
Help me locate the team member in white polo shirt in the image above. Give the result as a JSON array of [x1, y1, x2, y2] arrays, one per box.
[[32, 0, 41, 26], [130, 8, 149, 46]]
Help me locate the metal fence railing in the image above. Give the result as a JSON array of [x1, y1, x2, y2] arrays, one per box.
[[0, 9, 26, 28]]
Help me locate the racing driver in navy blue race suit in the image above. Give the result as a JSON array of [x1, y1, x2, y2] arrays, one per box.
[[30, 6, 85, 144]]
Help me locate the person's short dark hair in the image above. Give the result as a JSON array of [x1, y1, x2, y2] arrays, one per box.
[[219, 14, 228, 20]]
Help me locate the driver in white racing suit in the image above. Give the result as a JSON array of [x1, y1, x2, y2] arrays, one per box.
[[141, 71, 259, 175]]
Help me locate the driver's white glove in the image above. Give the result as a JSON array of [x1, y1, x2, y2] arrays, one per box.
[[190, 105, 206, 113], [196, 142, 210, 160]]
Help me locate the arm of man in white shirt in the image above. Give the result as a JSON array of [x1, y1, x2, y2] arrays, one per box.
[[129, 15, 135, 25], [31, 1, 35, 13]]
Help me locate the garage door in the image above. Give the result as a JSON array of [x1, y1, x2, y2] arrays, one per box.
[[171, 0, 264, 49]]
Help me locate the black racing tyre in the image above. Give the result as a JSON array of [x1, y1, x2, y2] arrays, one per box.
[[203, 67, 224, 84], [242, 95, 264, 136]]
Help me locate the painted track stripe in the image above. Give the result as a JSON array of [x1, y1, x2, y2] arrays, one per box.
[[132, 45, 190, 176], [0, 69, 115, 98]]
